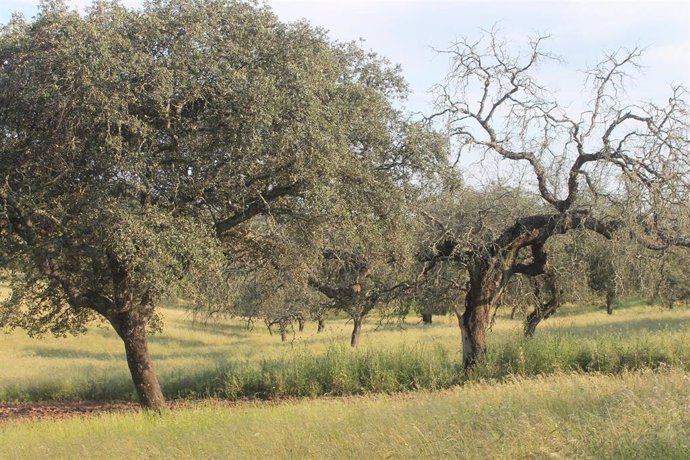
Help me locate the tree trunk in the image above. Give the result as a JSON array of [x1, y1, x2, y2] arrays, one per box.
[[523, 310, 542, 337], [460, 298, 491, 369], [421, 312, 433, 325], [298, 316, 306, 332], [459, 258, 514, 369], [524, 273, 560, 337], [279, 321, 288, 342], [605, 289, 615, 315], [350, 316, 362, 347], [109, 312, 165, 411], [317, 318, 326, 333]]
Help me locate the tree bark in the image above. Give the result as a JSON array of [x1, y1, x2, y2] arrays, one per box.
[[109, 311, 165, 411], [350, 316, 362, 347], [459, 265, 504, 369], [317, 318, 326, 333], [298, 316, 306, 332], [421, 312, 433, 325], [460, 296, 492, 369]]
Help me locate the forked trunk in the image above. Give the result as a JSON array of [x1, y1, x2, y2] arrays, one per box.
[[298, 317, 306, 332], [350, 316, 362, 347], [109, 311, 165, 411], [317, 318, 326, 333], [421, 313, 433, 325]]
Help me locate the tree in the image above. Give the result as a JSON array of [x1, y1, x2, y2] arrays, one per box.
[[0, 0, 425, 408], [425, 31, 690, 368]]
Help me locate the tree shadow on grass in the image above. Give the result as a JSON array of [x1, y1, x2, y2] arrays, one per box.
[[539, 315, 690, 338], [168, 320, 253, 340], [29, 345, 237, 363]]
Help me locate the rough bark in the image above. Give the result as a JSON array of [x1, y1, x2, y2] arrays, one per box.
[[109, 311, 165, 411], [459, 264, 505, 369], [422, 313, 433, 325]]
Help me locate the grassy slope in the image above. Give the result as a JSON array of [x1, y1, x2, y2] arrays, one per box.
[[0, 370, 688, 459]]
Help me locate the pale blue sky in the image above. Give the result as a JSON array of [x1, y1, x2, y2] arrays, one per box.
[[2, 0, 689, 115]]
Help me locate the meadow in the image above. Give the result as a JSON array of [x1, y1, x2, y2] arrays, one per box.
[[1, 292, 689, 458], [1, 296, 689, 403], [0, 370, 688, 458]]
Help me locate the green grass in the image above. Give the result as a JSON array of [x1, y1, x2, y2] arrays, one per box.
[[1, 370, 688, 459], [0, 298, 688, 403]]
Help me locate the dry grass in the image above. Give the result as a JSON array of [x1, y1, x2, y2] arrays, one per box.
[[0, 370, 687, 459]]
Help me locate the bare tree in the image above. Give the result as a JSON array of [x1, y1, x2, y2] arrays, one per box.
[[426, 30, 690, 368]]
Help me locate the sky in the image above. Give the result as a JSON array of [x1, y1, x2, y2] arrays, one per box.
[[1, 0, 688, 117]]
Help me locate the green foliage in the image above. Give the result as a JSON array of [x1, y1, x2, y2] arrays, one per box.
[[0, 0, 442, 342]]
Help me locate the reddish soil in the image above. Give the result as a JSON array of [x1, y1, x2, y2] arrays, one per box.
[[0, 401, 140, 423]]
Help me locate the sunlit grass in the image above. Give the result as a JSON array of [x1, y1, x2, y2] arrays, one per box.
[[1, 294, 688, 402], [1, 370, 687, 459]]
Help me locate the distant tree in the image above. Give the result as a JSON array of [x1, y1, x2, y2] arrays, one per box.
[[0, 0, 433, 408], [425, 31, 690, 368]]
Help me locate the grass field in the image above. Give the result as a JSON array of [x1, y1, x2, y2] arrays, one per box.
[[0, 296, 688, 402], [1, 370, 688, 459], [1, 288, 689, 458]]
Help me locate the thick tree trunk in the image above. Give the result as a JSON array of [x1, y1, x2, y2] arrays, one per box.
[[109, 312, 165, 411], [298, 316, 306, 332], [460, 301, 492, 369], [459, 258, 514, 369], [350, 316, 362, 347], [421, 312, 433, 325], [317, 318, 326, 333], [460, 269, 501, 369]]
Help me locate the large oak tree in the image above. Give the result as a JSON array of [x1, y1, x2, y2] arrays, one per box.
[[0, 0, 431, 409]]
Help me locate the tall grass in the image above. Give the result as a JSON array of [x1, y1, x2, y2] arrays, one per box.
[[1, 302, 688, 403], [1, 370, 688, 459]]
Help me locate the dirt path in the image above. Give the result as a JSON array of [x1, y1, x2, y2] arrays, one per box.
[[0, 401, 140, 422]]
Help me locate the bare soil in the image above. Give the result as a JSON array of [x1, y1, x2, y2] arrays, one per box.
[[0, 401, 140, 423]]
